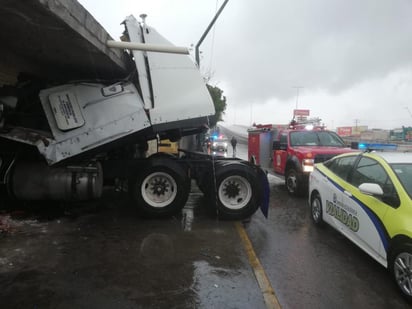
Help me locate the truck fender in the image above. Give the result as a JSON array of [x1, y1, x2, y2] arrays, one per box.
[[286, 155, 302, 173]]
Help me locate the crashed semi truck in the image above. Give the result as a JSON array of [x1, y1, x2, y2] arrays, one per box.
[[0, 3, 268, 220]]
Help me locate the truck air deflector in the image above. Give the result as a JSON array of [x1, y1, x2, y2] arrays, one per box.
[[124, 15, 154, 110]]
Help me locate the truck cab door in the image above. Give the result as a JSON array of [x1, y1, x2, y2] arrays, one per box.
[[273, 132, 288, 175]]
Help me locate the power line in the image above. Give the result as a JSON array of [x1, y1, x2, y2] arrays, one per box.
[[404, 106, 412, 119], [195, 0, 229, 66], [208, 0, 219, 71]]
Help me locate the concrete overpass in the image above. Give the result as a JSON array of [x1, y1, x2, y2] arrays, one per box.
[[0, 0, 132, 86]]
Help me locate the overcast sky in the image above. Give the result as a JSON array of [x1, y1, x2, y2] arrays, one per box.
[[79, 0, 412, 130]]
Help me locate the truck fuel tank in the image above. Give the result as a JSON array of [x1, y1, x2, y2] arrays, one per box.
[[10, 161, 103, 201]]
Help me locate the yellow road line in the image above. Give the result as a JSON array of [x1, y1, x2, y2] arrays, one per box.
[[235, 221, 282, 309]]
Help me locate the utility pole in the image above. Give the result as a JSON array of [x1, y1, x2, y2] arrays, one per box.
[[293, 86, 304, 109], [195, 0, 229, 66]]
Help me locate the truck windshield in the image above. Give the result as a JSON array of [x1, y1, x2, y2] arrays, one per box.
[[290, 131, 346, 147]]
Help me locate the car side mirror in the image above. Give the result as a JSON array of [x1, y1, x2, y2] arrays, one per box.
[[358, 183, 383, 196], [359, 183, 400, 208]]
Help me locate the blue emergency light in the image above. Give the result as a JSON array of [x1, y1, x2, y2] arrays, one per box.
[[358, 142, 398, 151]]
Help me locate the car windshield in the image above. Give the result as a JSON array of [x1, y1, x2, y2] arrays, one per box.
[[391, 163, 412, 198], [290, 131, 346, 147]]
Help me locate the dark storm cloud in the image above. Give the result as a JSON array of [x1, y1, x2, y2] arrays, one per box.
[[78, 0, 412, 127], [209, 0, 412, 105]]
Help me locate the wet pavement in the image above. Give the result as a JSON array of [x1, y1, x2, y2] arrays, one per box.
[[246, 183, 410, 309], [0, 187, 266, 309], [235, 143, 410, 309], [216, 140, 410, 308], [0, 142, 411, 308]]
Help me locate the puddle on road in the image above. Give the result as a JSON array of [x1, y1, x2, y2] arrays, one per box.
[[192, 260, 265, 309]]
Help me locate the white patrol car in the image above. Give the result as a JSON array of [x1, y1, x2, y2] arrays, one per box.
[[309, 151, 412, 302]]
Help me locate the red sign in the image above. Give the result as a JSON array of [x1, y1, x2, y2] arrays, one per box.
[[293, 109, 310, 116], [337, 127, 352, 137]]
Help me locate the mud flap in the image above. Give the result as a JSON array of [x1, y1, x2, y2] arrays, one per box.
[[256, 167, 270, 218]]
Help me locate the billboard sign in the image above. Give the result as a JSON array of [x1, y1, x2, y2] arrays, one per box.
[[293, 109, 310, 117], [337, 127, 352, 137]]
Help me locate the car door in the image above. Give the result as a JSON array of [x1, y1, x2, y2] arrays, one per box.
[[342, 156, 396, 262], [321, 155, 359, 230]]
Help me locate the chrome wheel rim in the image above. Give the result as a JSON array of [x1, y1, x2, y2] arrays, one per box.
[[218, 175, 252, 210], [394, 252, 412, 296], [141, 172, 177, 208], [287, 173, 297, 193], [312, 197, 321, 222]]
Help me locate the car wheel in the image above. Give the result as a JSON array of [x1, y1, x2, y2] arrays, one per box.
[[389, 244, 412, 302], [130, 160, 190, 217], [211, 164, 259, 220], [310, 192, 324, 226], [286, 168, 304, 196]]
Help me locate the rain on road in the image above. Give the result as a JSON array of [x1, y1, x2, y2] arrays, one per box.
[[0, 140, 410, 308]]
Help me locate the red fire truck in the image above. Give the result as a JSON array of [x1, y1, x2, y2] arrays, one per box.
[[248, 122, 356, 196]]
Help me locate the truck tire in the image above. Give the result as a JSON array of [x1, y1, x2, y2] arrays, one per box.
[[210, 163, 259, 220], [130, 159, 190, 218], [285, 168, 304, 196]]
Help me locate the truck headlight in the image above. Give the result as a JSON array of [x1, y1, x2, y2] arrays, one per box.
[[302, 158, 314, 172]]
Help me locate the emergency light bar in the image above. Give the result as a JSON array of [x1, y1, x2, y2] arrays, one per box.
[[358, 142, 398, 151]]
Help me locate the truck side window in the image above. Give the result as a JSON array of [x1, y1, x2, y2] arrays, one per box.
[[279, 134, 288, 150]]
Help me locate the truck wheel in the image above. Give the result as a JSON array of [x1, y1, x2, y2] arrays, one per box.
[[286, 168, 304, 196], [389, 243, 412, 302], [212, 164, 259, 220], [130, 160, 190, 217]]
